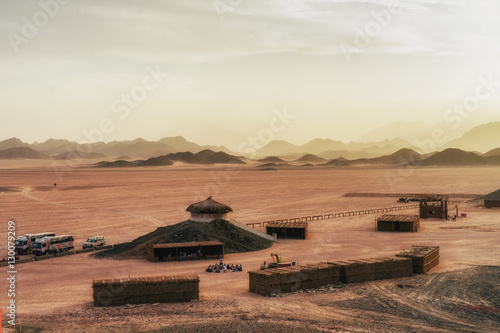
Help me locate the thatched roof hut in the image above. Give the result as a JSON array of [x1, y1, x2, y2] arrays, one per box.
[[481, 189, 500, 208], [186, 196, 233, 222]]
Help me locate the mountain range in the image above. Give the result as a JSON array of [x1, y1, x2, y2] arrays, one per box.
[[0, 136, 232, 159], [443, 122, 500, 153], [260, 147, 500, 168], [0, 121, 499, 166]]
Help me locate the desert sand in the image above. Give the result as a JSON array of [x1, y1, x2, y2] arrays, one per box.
[[1, 161, 499, 332]]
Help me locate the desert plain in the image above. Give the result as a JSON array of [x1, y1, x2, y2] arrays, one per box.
[[0, 160, 499, 332]]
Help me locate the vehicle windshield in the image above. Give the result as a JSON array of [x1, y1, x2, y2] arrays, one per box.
[[33, 242, 42, 248], [14, 240, 25, 246]]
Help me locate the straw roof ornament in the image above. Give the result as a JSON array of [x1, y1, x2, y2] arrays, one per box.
[[186, 196, 233, 214]]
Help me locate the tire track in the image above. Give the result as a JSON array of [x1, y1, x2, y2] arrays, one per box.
[[20, 186, 164, 227], [372, 284, 480, 332]]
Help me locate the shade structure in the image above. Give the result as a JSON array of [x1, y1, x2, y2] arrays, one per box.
[[377, 214, 420, 232]]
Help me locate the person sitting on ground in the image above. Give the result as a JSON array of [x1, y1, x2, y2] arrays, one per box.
[[215, 266, 220, 273], [238, 264, 243, 271], [206, 265, 212, 272]]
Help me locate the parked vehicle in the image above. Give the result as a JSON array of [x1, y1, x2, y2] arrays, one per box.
[[82, 236, 105, 249], [14, 232, 56, 254], [32, 235, 75, 256]]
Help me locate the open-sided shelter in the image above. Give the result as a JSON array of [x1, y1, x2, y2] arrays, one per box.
[[266, 222, 308, 239], [148, 241, 224, 262]]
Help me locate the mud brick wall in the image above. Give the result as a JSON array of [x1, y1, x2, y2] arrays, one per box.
[[249, 264, 340, 296], [323, 257, 413, 284], [396, 246, 440, 274], [92, 274, 199, 306]]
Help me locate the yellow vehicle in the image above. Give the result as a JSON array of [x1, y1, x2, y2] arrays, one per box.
[[261, 253, 293, 269]]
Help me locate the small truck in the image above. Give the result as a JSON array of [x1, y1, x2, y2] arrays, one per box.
[[82, 236, 105, 249]]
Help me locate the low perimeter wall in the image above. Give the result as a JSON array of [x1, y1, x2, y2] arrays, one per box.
[[92, 274, 199, 306], [249, 264, 339, 297], [323, 257, 413, 284], [249, 257, 413, 296]]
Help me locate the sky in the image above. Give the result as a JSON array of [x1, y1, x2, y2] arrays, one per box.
[[1, 0, 500, 151]]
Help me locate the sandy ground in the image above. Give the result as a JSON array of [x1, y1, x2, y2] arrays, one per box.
[[1, 162, 499, 332]]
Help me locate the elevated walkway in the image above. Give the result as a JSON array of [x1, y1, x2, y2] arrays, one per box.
[[230, 219, 275, 242]]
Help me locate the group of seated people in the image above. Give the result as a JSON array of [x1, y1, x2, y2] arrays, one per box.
[[182, 249, 201, 258], [206, 263, 243, 273]]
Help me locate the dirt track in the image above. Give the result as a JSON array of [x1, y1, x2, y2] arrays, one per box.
[[14, 266, 500, 332], [1, 162, 500, 332]]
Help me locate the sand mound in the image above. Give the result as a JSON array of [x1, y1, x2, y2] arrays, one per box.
[[96, 150, 245, 167], [94, 219, 273, 259], [258, 156, 286, 163]]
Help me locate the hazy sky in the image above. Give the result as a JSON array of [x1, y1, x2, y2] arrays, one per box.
[[1, 0, 500, 150]]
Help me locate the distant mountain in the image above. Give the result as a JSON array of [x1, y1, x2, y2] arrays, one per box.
[[484, 147, 500, 157], [157, 136, 199, 151], [206, 151, 245, 164], [345, 138, 415, 155], [256, 137, 414, 159], [0, 147, 50, 159], [53, 150, 107, 160], [317, 150, 375, 160], [255, 140, 298, 157], [26, 136, 234, 158], [0, 138, 29, 150], [295, 154, 327, 163], [321, 149, 424, 167], [322, 158, 351, 167], [418, 148, 493, 166], [136, 156, 173, 167], [298, 138, 346, 155], [278, 153, 312, 161], [368, 148, 424, 165], [32, 138, 79, 154], [357, 121, 473, 144], [357, 121, 433, 142], [445, 122, 500, 153], [258, 156, 286, 163], [97, 138, 174, 158]]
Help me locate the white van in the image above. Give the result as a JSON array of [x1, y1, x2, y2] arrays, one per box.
[[82, 236, 105, 249]]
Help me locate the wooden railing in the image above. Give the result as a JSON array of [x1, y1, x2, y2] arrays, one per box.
[[245, 204, 420, 228]]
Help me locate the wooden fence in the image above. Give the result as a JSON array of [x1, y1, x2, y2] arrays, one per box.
[[245, 204, 419, 228]]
